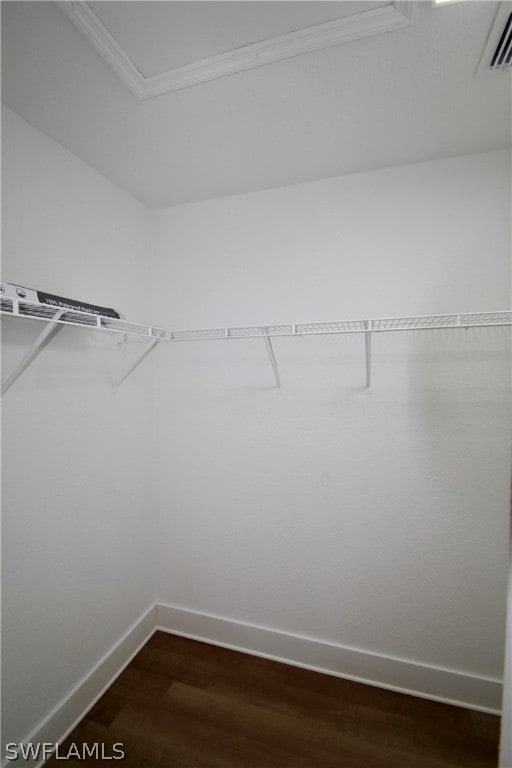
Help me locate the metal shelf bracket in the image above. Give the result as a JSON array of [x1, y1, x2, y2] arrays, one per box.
[[1, 309, 65, 396], [112, 331, 163, 389], [263, 333, 281, 390], [365, 320, 372, 394]]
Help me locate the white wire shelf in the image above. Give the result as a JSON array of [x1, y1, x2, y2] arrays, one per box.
[[1, 296, 511, 394], [2, 297, 511, 340]]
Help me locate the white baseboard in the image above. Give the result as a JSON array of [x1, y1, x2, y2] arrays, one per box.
[[3, 600, 502, 768], [2, 605, 157, 768], [156, 602, 503, 715]]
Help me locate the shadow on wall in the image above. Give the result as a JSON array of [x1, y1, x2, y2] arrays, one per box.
[[401, 325, 511, 678]]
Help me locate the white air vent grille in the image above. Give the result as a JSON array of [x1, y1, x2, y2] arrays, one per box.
[[490, 11, 512, 69], [476, 2, 512, 76]]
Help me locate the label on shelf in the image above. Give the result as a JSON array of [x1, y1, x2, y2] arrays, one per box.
[[0, 282, 121, 318]]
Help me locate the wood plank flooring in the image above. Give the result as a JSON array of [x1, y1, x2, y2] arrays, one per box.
[[47, 631, 500, 767]]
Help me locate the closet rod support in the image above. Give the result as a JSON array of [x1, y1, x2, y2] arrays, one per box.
[[263, 334, 281, 390], [365, 321, 372, 394], [112, 334, 162, 389], [1, 309, 65, 396]]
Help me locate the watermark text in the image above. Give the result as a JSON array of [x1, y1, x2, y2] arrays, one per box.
[[5, 742, 125, 761]]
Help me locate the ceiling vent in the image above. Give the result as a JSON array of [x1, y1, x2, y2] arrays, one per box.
[[476, 2, 512, 76]]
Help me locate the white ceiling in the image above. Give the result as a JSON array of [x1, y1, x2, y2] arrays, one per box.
[[2, 1, 510, 208]]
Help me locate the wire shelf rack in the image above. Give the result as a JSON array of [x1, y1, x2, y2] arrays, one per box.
[[2, 298, 511, 340], [1, 297, 511, 394]]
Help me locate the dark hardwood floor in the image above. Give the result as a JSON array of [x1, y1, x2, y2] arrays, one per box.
[[47, 631, 500, 767]]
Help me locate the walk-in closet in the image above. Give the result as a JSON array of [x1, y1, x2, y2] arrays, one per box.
[[2, 1, 511, 766]]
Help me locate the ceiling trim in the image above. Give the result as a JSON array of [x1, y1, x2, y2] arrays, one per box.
[[58, 2, 146, 97], [58, 1, 413, 100]]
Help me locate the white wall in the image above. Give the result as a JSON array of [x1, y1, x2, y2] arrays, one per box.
[[150, 150, 511, 683], [2, 107, 510, 747], [1, 109, 154, 748], [499, 495, 512, 765]]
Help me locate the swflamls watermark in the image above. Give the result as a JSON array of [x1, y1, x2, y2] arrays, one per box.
[[5, 742, 125, 761]]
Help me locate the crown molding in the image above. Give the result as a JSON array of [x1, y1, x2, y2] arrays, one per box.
[[58, 2, 145, 97], [58, 1, 413, 100]]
